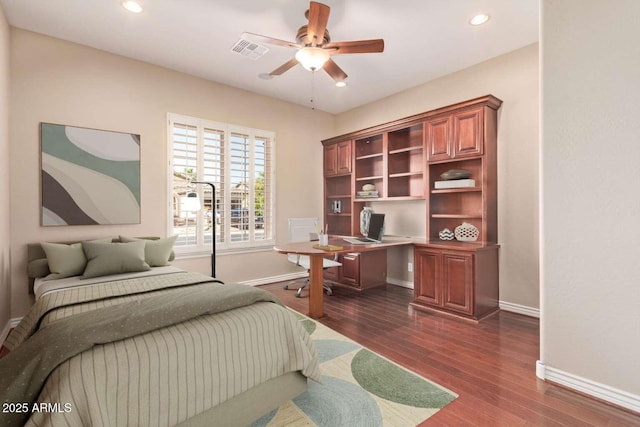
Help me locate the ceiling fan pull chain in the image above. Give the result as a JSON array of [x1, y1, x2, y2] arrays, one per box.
[[310, 70, 316, 110]]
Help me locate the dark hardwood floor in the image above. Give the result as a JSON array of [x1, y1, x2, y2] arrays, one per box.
[[260, 281, 640, 426]]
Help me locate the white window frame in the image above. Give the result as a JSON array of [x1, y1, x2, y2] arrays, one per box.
[[167, 113, 276, 255]]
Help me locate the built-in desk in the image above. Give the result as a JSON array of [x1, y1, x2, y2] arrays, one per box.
[[274, 235, 413, 319]]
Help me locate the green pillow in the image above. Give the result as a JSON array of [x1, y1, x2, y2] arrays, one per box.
[[27, 258, 50, 278], [41, 242, 86, 280], [119, 235, 177, 266], [41, 238, 112, 280], [82, 241, 150, 279]]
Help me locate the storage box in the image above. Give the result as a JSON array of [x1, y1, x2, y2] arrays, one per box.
[[434, 179, 476, 189]]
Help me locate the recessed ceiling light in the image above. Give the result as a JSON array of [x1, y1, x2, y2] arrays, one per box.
[[122, 1, 143, 13], [470, 14, 490, 26], [335, 81, 347, 88]]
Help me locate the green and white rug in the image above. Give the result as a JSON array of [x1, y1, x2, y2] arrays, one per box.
[[250, 311, 457, 427]]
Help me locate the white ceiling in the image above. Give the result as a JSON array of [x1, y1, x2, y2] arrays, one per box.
[[0, 0, 539, 114]]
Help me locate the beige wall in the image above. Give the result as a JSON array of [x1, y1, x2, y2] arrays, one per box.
[[541, 0, 640, 399], [0, 6, 11, 335], [9, 29, 334, 318], [336, 44, 540, 309], [8, 27, 540, 318]]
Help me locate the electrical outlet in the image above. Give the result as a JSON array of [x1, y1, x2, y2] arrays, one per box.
[[408, 262, 413, 273]]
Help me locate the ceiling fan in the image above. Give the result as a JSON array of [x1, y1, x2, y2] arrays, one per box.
[[242, 1, 384, 84]]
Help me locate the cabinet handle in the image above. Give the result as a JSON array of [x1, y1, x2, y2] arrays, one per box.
[[343, 255, 358, 261]]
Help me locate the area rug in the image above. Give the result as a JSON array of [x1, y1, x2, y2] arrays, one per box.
[[249, 311, 457, 427]]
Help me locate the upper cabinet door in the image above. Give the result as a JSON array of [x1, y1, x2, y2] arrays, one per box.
[[324, 143, 338, 176], [335, 140, 352, 175], [426, 107, 484, 162], [453, 107, 483, 159], [426, 115, 453, 162], [324, 141, 352, 176]]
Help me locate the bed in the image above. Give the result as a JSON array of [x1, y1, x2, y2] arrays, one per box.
[[0, 237, 320, 427]]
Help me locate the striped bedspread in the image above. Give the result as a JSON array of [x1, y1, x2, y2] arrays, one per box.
[[1, 271, 320, 427]]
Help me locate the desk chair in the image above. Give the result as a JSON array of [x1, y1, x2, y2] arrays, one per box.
[[284, 217, 341, 298]]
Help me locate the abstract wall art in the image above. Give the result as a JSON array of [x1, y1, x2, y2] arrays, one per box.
[[40, 123, 141, 226]]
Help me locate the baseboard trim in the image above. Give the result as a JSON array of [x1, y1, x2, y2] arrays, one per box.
[[239, 272, 308, 287], [386, 278, 413, 289], [499, 300, 540, 318], [537, 361, 640, 414]]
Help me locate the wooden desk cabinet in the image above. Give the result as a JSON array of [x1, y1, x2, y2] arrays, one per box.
[[324, 250, 387, 290], [321, 95, 502, 321], [411, 244, 499, 320]]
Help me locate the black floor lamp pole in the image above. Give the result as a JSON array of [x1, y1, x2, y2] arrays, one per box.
[[193, 181, 216, 278]]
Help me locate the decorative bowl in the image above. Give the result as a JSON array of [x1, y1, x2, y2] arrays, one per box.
[[454, 222, 479, 241], [440, 169, 472, 180], [362, 184, 376, 192], [438, 228, 454, 240]]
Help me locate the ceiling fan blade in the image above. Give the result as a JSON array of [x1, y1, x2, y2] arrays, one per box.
[[324, 39, 385, 54], [269, 58, 300, 76], [323, 58, 348, 82], [241, 32, 300, 49], [306, 2, 330, 46]]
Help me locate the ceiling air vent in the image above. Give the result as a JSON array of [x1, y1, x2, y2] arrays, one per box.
[[231, 38, 269, 60]]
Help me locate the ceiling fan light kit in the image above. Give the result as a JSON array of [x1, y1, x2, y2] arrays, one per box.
[[470, 14, 491, 25], [122, 0, 143, 13], [241, 1, 384, 83], [295, 47, 330, 71]]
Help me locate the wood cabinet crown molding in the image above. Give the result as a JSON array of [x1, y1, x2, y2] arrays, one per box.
[[322, 94, 502, 146]]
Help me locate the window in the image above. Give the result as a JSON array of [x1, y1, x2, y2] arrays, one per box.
[[168, 113, 275, 254]]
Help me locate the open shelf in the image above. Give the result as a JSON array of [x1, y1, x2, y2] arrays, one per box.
[[432, 214, 483, 219], [355, 135, 383, 157], [356, 175, 384, 181], [432, 188, 482, 194], [388, 174, 424, 198], [390, 171, 422, 178], [387, 128, 424, 198], [388, 146, 423, 155], [356, 153, 384, 161], [325, 174, 351, 198], [355, 158, 383, 181], [388, 124, 423, 152]]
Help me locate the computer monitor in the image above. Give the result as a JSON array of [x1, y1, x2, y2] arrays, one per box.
[[366, 213, 385, 242]]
